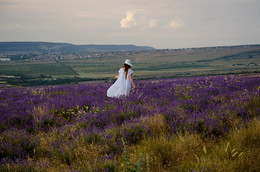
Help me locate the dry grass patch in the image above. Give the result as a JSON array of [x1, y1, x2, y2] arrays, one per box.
[[142, 114, 166, 136], [129, 133, 204, 171]]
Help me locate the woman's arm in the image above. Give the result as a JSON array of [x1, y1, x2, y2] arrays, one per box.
[[129, 74, 136, 89], [115, 69, 121, 79], [115, 73, 120, 79]]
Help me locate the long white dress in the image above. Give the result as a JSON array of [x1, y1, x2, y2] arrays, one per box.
[[107, 68, 133, 98]]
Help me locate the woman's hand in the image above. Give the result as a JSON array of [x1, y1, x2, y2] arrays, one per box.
[[115, 73, 120, 79], [129, 74, 136, 90]]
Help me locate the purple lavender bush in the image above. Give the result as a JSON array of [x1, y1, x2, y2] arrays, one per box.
[[0, 74, 259, 171]]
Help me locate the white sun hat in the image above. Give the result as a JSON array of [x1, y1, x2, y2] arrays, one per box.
[[124, 59, 133, 67]]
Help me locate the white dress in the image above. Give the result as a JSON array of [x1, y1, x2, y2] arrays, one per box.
[[107, 68, 133, 98]]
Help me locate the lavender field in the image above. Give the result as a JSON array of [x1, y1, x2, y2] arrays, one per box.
[[0, 74, 260, 171]]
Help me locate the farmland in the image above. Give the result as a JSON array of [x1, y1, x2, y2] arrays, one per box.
[[0, 44, 260, 87], [0, 73, 259, 171]]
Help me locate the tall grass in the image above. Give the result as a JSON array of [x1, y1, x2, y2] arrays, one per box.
[[123, 118, 260, 171], [0, 74, 259, 171]]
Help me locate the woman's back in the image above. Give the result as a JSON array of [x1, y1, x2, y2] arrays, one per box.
[[118, 68, 133, 81], [107, 68, 133, 98]]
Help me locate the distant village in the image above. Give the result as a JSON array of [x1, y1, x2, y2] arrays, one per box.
[[0, 47, 259, 68], [0, 49, 155, 62], [0, 49, 185, 62]]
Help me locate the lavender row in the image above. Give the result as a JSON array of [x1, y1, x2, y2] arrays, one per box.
[[0, 74, 259, 169], [0, 75, 259, 134]]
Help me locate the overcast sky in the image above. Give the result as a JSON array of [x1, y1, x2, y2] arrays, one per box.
[[0, 0, 259, 49]]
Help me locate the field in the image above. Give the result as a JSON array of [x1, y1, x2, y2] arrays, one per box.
[[0, 73, 259, 171], [0, 45, 260, 87]]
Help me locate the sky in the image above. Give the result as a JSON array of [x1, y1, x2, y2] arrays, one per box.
[[0, 0, 260, 49]]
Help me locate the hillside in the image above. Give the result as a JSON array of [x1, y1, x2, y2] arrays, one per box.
[[0, 74, 259, 171], [0, 42, 155, 53], [0, 44, 260, 87]]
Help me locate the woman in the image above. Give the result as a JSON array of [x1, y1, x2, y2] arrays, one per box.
[[107, 59, 136, 98]]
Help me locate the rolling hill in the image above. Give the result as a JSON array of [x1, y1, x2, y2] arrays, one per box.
[[0, 42, 155, 53]]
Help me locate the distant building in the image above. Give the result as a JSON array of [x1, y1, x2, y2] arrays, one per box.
[[248, 62, 257, 66], [0, 58, 11, 61], [232, 64, 245, 67]]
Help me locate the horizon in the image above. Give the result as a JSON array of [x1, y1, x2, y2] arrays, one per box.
[[0, 41, 260, 50], [1, 0, 260, 49]]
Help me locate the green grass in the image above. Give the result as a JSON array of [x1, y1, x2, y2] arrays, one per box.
[[0, 62, 76, 76], [64, 46, 260, 80], [0, 45, 260, 85]]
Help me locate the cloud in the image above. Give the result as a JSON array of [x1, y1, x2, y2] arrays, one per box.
[[120, 11, 136, 29], [148, 19, 157, 28], [6, 23, 23, 29], [165, 18, 184, 29], [76, 11, 96, 19], [142, 19, 158, 30], [0, 23, 48, 30], [0, 1, 15, 5]]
